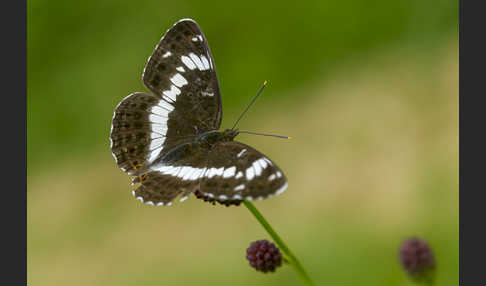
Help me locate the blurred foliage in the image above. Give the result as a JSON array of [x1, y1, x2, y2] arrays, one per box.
[[27, 0, 457, 171]]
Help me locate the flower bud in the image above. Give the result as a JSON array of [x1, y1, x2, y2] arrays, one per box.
[[399, 237, 436, 282], [246, 240, 282, 273]]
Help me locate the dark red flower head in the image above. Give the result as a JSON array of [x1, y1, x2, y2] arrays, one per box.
[[246, 240, 283, 273], [399, 237, 436, 282]]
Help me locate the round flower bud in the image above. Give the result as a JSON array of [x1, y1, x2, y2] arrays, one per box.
[[246, 240, 282, 273], [399, 237, 436, 282]]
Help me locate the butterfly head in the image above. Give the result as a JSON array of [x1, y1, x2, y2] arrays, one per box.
[[222, 129, 239, 141]]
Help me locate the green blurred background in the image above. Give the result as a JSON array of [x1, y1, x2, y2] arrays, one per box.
[[27, 0, 458, 285]]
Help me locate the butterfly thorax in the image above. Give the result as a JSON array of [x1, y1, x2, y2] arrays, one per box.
[[197, 129, 239, 147]]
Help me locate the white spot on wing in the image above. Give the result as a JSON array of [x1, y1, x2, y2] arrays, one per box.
[[237, 149, 247, 158], [166, 166, 181, 176], [151, 106, 168, 118], [183, 167, 197, 180], [181, 56, 196, 70], [170, 73, 188, 87], [222, 166, 236, 178], [268, 174, 276, 181], [218, 195, 228, 200], [149, 137, 164, 151], [233, 194, 242, 200], [158, 99, 174, 111], [206, 168, 216, 178], [235, 171, 243, 179], [192, 168, 206, 180], [207, 167, 224, 178], [177, 166, 192, 179], [201, 91, 214, 97], [215, 167, 224, 177], [252, 160, 262, 176], [152, 165, 171, 172], [148, 148, 162, 163], [246, 167, 255, 180], [189, 53, 206, 70], [149, 114, 167, 128], [176, 66, 185, 72], [275, 182, 288, 196], [180, 196, 189, 202], [162, 85, 181, 101], [208, 55, 214, 68], [234, 184, 245, 191], [200, 55, 210, 70], [149, 114, 166, 126], [163, 51, 172, 58], [258, 158, 268, 170]]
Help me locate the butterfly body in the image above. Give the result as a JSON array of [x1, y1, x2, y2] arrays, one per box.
[[144, 129, 237, 169], [110, 19, 288, 206], [197, 129, 239, 145]]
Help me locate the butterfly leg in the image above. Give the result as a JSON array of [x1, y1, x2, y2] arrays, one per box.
[[133, 163, 143, 168], [131, 174, 149, 185], [130, 163, 149, 183]]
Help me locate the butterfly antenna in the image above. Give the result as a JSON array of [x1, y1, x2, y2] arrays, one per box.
[[231, 81, 268, 130], [239, 130, 292, 140]]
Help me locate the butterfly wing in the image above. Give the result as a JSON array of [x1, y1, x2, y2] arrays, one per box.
[[198, 141, 288, 205], [110, 19, 222, 175], [131, 142, 210, 206], [143, 18, 222, 134]]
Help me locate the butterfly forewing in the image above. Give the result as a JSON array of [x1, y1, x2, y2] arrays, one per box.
[[198, 141, 288, 203], [143, 19, 222, 135], [110, 19, 223, 174]]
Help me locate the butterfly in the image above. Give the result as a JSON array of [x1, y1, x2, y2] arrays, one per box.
[[110, 18, 288, 207]]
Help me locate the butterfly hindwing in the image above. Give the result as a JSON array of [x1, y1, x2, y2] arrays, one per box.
[[131, 142, 211, 205], [111, 92, 180, 174], [198, 141, 288, 204]]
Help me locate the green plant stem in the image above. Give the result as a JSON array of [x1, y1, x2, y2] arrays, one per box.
[[243, 200, 316, 286]]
